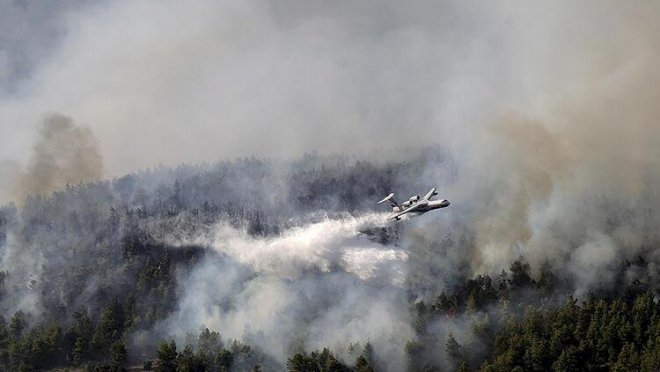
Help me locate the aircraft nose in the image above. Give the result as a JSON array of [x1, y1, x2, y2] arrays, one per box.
[[444, 199, 451, 206]]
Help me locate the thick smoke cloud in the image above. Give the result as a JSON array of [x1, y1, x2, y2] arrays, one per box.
[[13, 113, 103, 201], [0, 0, 507, 179], [1, 0, 660, 369], [0, 0, 93, 92], [444, 2, 660, 286], [149, 213, 412, 369]]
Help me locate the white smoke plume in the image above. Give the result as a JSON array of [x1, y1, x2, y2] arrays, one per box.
[[165, 213, 404, 282], [147, 213, 412, 369]]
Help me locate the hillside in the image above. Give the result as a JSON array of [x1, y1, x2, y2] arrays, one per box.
[[0, 151, 657, 371]]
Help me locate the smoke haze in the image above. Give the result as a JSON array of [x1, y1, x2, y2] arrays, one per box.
[[1, 0, 660, 369], [1, 0, 509, 182], [14, 113, 103, 201], [150, 213, 411, 368]]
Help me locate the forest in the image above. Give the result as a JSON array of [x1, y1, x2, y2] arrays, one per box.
[[0, 151, 658, 371]]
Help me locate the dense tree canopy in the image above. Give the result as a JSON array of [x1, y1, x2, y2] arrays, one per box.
[[0, 153, 657, 371]]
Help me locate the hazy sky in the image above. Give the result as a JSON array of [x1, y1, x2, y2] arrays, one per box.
[[0, 1, 568, 172], [1, 1, 658, 200]]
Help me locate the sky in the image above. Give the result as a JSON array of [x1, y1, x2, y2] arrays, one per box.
[[0, 1, 586, 178], [2, 0, 660, 218]]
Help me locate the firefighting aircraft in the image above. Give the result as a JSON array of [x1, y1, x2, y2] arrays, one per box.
[[377, 187, 450, 221]]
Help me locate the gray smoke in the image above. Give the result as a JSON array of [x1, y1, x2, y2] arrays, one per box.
[[0, 0, 506, 177], [450, 8, 660, 286], [144, 213, 412, 369], [1, 0, 660, 369]]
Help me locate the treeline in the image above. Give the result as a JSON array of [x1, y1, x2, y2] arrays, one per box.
[[0, 152, 439, 314], [0, 312, 266, 371], [0, 258, 657, 371], [0, 153, 440, 370], [0, 153, 432, 326], [0, 305, 127, 370], [150, 336, 377, 372], [482, 292, 660, 371], [411, 291, 660, 372], [150, 328, 277, 372], [404, 258, 660, 372]]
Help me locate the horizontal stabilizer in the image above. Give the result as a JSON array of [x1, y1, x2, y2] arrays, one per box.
[[377, 193, 400, 208], [377, 193, 395, 204]]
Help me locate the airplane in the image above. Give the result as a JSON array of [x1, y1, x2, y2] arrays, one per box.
[[377, 187, 450, 221]]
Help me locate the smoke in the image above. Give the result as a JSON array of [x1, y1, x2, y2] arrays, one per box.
[[1, 0, 660, 368], [0, 0, 507, 176], [168, 213, 404, 281], [147, 213, 412, 369], [452, 2, 660, 283], [373, 2, 660, 293], [568, 232, 619, 296], [12, 113, 103, 202], [0, 0, 92, 92]]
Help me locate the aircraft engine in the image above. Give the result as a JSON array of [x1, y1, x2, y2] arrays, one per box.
[[402, 201, 413, 207], [409, 195, 420, 202]]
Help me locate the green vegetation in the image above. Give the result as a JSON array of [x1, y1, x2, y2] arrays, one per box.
[[0, 155, 657, 370], [404, 258, 659, 372], [480, 291, 659, 372], [0, 259, 655, 371]]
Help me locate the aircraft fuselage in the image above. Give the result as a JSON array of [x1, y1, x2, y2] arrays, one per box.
[[378, 188, 450, 220], [392, 199, 450, 219]]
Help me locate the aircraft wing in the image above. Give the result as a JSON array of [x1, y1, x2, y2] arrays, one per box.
[[391, 201, 427, 219]]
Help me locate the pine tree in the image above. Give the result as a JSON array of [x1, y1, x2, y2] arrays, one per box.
[[612, 342, 640, 372], [456, 361, 469, 372], [445, 332, 462, 365], [553, 345, 580, 372], [176, 344, 195, 372], [72, 337, 86, 367], [8, 311, 26, 339], [355, 354, 374, 372], [216, 348, 233, 371], [640, 339, 660, 372], [110, 340, 127, 368], [156, 340, 178, 372], [287, 351, 317, 372]]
